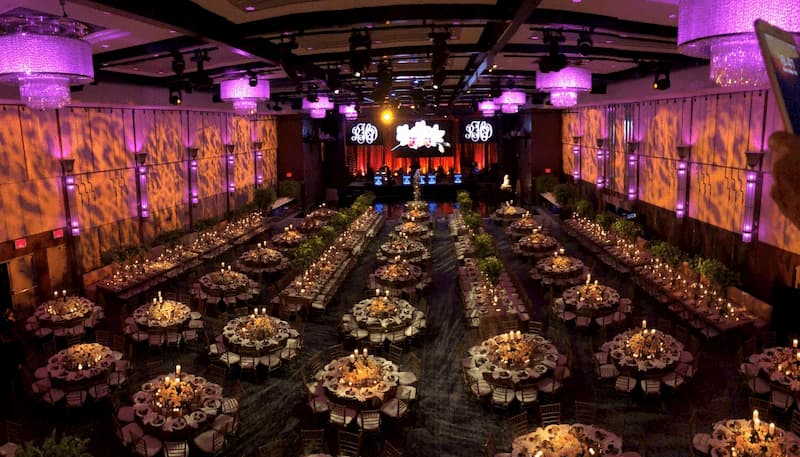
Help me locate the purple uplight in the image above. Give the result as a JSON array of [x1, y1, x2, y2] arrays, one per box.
[[742, 170, 759, 242], [137, 165, 149, 219], [244, 5, 255, 11], [572, 144, 581, 181], [626, 153, 638, 201], [676, 161, 689, 219], [678, 0, 800, 88], [596, 147, 606, 189]]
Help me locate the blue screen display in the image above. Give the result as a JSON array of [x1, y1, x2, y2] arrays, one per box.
[[454, 174, 462, 184], [402, 175, 411, 185], [373, 176, 383, 186], [427, 175, 436, 185]]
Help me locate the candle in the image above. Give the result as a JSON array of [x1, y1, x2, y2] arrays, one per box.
[[62, 289, 67, 297], [262, 307, 266, 315], [54, 291, 58, 298], [754, 417, 760, 430], [753, 409, 759, 422], [642, 320, 647, 329], [165, 376, 170, 384], [363, 348, 368, 357], [77, 363, 82, 370], [350, 354, 355, 362], [769, 422, 775, 436], [175, 364, 181, 376], [376, 288, 380, 296], [794, 339, 798, 349]]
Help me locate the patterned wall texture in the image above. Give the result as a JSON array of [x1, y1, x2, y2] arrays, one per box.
[[562, 90, 798, 256], [0, 104, 277, 271]]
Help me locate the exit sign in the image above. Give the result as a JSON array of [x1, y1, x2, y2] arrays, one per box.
[[14, 238, 26, 250], [52, 228, 64, 239]]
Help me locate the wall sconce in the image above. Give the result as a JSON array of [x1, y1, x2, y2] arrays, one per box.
[[187, 147, 199, 205], [253, 141, 263, 187], [625, 141, 639, 201], [60, 159, 79, 236], [572, 136, 582, 181], [675, 145, 692, 219], [135, 153, 149, 219], [742, 150, 765, 243], [224, 143, 235, 193], [596, 138, 607, 189]]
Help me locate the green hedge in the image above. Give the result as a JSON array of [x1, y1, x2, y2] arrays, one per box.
[[535, 174, 558, 194]]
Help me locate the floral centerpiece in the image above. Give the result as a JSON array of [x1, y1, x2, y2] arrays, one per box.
[[484, 332, 549, 370], [240, 243, 285, 268], [406, 200, 428, 211], [376, 260, 420, 285], [339, 352, 384, 388], [308, 205, 337, 221], [496, 200, 526, 219], [512, 424, 612, 457], [235, 315, 277, 340], [61, 343, 108, 371], [536, 253, 584, 277], [153, 374, 196, 417], [518, 232, 558, 253], [509, 214, 542, 236], [366, 296, 399, 318], [298, 217, 327, 233], [381, 238, 425, 258], [403, 208, 430, 222], [625, 327, 672, 360], [396, 221, 428, 237], [271, 225, 305, 247]]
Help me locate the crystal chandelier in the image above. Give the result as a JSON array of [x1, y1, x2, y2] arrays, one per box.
[[220, 76, 270, 116], [535, 67, 591, 108], [678, 0, 800, 88], [338, 104, 358, 120], [302, 96, 333, 119], [0, 14, 94, 110], [494, 89, 525, 114], [478, 100, 497, 117]]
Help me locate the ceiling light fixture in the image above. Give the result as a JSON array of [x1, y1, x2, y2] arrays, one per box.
[[478, 99, 498, 117], [220, 76, 270, 116], [302, 95, 333, 119], [169, 87, 182, 105], [535, 66, 591, 107], [0, 12, 94, 110], [494, 89, 526, 113], [538, 30, 567, 73], [577, 31, 593, 56], [677, 0, 799, 88], [339, 104, 358, 120], [652, 67, 671, 90], [349, 30, 372, 78]]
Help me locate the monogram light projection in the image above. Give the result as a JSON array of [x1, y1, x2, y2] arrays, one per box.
[[463, 120, 494, 143], [394, 120, 450, 153], [350, 122, 379, 145]]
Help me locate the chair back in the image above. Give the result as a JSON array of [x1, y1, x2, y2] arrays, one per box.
[[337, 430, 362, 457], [539, 402, 561, 426], [388, 343, 404, 364], [507, 411, 528, 438], [164, 441, 190, 457], [383, 440, 402, 457], [574, 401, 598, 424], [300, 429, 324, 454], [749, 396, 770, 421]]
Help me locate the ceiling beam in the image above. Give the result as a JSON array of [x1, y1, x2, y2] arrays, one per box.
[[93, 36, 206, 65], [236, 3, 519, 38], [454, 0, 543, 101], [301, 44, 479, 68], [527, 9, 678, 39], [74, 0, 336, 85], [501, 43, 705, 64]]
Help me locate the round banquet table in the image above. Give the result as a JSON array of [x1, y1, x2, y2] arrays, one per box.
[[516, 233, 558, 258], [401, 209, 431, 224], [133, 300, 191, 331], [374, 261, 423, 290], [508, 216, 543, 238], [561, 284, 620, 317], [464, 333, 560, 391], [534, 256, 585, 285], [221, 314, 297, 356], [495, 205, 527, 223], [394, 221, 431, 241], [42, 343, 115, 389], [198, 270, 253, 299], [511, 424, 623, 457], [405, 200, 428, 211], [313, 355, 399, 408], [271, 229, 306, 251], [307, 207, 337, 222], [378, 239, 428, 264], [34, 296, 95, 329], [601, 328, 683, 378], [701, 418, 800, 457], [131, 373, 223, 441], [298, 217, 327, 234], [747, 346, 800, 394], [235, 246, 288, 276], [344, 296, 425, 342]]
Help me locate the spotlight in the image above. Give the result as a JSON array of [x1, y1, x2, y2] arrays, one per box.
[[354, 71, 361, 78], [349, 30, 371, 78], [171, 51, 185, 75], [577, 31, 593, 56], [248, 74, 258, 87], [169, 87, 182, 105], [653, 68, 670, 90], [432, 83, 439, 90], [539, 30, 567, 73], [380, 107, 393, 124]]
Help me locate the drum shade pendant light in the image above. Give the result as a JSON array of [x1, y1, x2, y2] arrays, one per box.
[[0, 13, 94, 110], [678, 0, 800, 88], [302, 96, 333, 119], [495, 90, 525, 114], [339, 104, 358, 120], [220, 76, 270, 116], [535, 67, 591, 108]]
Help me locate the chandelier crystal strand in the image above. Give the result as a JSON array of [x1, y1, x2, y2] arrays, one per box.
[[536, 67, 592, 108], [0, 15, 94, 110], [677, 0, 800, 88]]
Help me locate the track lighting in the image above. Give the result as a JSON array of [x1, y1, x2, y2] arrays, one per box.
[[171, 51, 185, 76], [539, 30, 567, 73], [169, 87, 182, 105], [248, 74, 258, 87], [577, 31, 593, 56], [349, 30, 371, 78], [653, 67, 670, 90]]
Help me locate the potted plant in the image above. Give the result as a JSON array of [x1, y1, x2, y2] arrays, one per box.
[[479, 256, 504, 284], [15, 431, 91, 457]]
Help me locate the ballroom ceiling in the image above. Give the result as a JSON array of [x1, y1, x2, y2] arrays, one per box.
[[4, 0, 703, 110]]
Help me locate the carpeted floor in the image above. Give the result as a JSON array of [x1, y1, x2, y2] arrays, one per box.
[[1, 203, 762, 456]]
